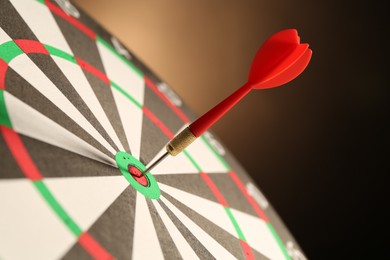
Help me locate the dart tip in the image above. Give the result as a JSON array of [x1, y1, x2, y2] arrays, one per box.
[[142, 151, 169, 174]]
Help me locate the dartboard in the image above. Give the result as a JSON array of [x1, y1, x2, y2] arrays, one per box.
[[0, 0, 306, 259]]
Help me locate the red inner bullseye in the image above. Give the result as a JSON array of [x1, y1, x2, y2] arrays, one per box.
[[128, 165, 149, 187]]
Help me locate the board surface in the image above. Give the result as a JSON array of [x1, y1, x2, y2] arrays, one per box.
[[0, 0, 305, 259]]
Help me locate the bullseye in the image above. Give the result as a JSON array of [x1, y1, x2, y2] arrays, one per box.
[[128, 165, 148, 187], [115, 151, 160, 199]]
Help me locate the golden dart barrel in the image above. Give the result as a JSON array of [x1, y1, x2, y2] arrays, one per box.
[[166, 127, 197, 156]]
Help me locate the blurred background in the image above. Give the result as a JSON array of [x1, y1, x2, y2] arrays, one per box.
[[72, 0, 388, 258]]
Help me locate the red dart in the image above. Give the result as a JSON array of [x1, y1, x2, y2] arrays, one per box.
[[144, 29, 312, 173]]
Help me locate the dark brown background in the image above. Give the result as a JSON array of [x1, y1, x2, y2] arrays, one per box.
[[72, 0, 388, 258]]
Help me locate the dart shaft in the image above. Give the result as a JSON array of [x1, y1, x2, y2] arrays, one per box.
[[189, 82, 252, 137]]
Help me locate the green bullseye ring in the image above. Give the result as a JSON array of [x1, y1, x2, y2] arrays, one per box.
[[115, 151, 160, 200]]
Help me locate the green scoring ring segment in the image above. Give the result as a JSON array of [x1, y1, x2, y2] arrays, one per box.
[[115, 151, 160, 200]]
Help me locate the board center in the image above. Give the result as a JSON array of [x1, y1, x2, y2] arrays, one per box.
[[115, 151, 160, 199], [128, 165, 148, 186]]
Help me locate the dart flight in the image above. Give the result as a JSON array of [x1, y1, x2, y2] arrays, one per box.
[[144, 29, 312, 173]]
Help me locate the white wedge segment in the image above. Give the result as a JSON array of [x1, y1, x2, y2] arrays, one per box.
[[10, 0, 73, 53], [152, 199, 199, 260], [0, 179, 75, 260], [9, 54, 116, 155], [52, 56, 125, 151], [132, 194, 164, 260], [96, 41, 145, 106], [158, 183, 236, 237], [185, 137, 228, 173], [0, 28, 12, 45], [160, 196, 236, 260], [111, 88, 143, 159], [4, 91, 115, 166], [44, 176, 129, 231]]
